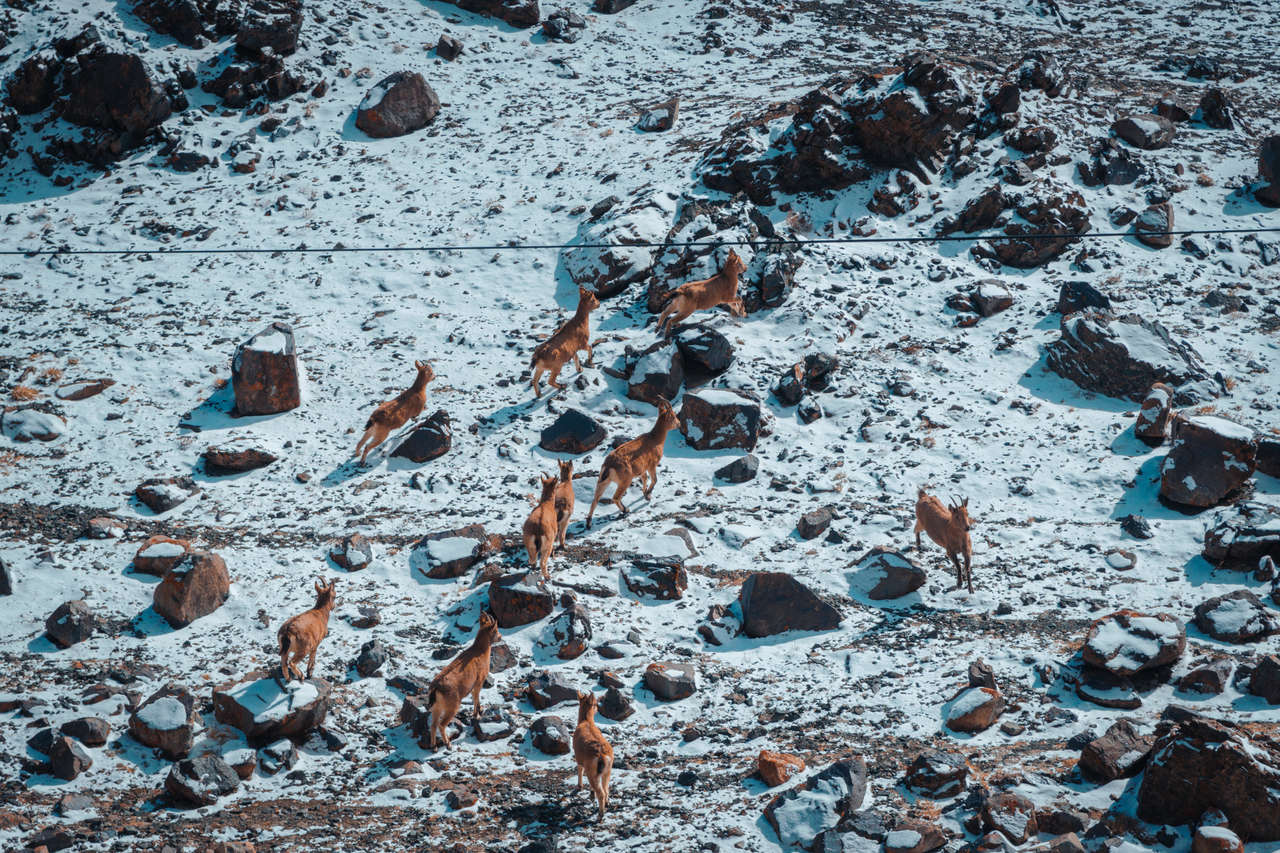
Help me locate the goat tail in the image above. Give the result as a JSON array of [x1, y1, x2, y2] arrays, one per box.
[[917, 486, 926, 500], [596, 756, 606, 776]]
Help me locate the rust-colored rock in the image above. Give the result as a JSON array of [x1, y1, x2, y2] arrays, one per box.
[[1135, 382, 1175, 445], [231, 323, 302, 416], [153, 550, 230, 628], [1160, 414, 1256, 508], [757, 750, 805, 786], [132, 535, 192, 576]]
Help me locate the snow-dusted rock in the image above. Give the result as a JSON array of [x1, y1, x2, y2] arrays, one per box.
[[440, 0, 539, 27], [165, 754, 239, 807], [44, 600, 94, 648], [530, 715, 572, 755], [563, 189, 678, 298], [213, 675, 332, 744], [236, 0, 303, 55], [356, 72, 440, 139], [1161, 414, 1257, 508], [1192, 590, 1280, 643], [60, 717, 109, 747], [971, 280, 1013, 317], [329, 533, 373, 571], [674, 324, 733, 379], [2, 408, 66, 442], [135, 476, 199, 514], [232, 323, 302, 416], [903, 750, 968, 797], [644, 661, 697, 700], [391, 409, 452, 462], [619, 557, 687, 600], [764, 757, 868, 851], [1134, 201, 1174, 249], [48, 735, 92, 781], [1135, 382, 1175, 445], [541, 602, 591, 660], [715, 454, 759, 483], [132, 535, 191, 576], [1045, 310, 1213, 403], [257, 738, 298, 775], [1112, 114, 1176, 150], [410, 524, 497, 579], [1080, 610, 1185, 676], [1078, 718, 1154, 781], [526, 669, 579, 710], [627, 343, 683, 405], [981, 791, 1038, 844], [539, 409, 607, 454], [739, 571, 841, 637], [757, 750, 805, 787], [489, 571, 555, 628], [203, 439, 278, 473], [1138, 716, 1280, 840], [884, 822, 944, 853], [153, 550, 229, 628], [637, 96, 679, 132], [944, 686, 1003, 733], [1194, 825, 1243, 853], [598, 686, 634, 721], [354, 640, 387, 677], [54, 377, 114, 401], [854, 547, 927, 600], [1075, 666, 1142, 710], [679, 390, 762, 451], [1202, 502, 1280, 569], [1178, 658, 1233, 694], [129, 684, 197, 759]]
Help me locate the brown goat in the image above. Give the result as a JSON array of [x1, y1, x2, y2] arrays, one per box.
[[278, 578, 337, 683], [425, 612, 501, 750], [572, 691, 614, 821], [531, 287, 600, 398], [523, 473, 560, 581], [355, 360, 435, 464], [655, 249, 748, 337], [585, 398, 680, 528], [553, 459, 575, 550], [914, 488, 975, 592]]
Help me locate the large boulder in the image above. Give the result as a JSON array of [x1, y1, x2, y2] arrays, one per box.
[[135, 476, 199, 513], [5, 52, 62, 114], [526, 669, 579, 710], [627, 343, 684, 405], [903, 750, 968, 797], [203, 440, 278, 474], [488, 571, 555, 628], [133, 0, 213, 46], [738, 572, 841, 637], [48, 736, 92, 781], [1045, 310, 1214, 403], [45, 600, 95, 648], [1079, 718, 1154, 781], [563, 190, 679, 298], [231, 323, 302, 416], [530, 715, 572, 755], [539, 409, 606, 454], [355, 72, 440, 138], [236, 0, 303, 56], [390, 409, 452, 462], [1138, 716, 1280, 840], [678, 390, 761, 451], [1112, 115, 1176, 150], [674, 325, 733, 381], [2, 408, 67, 442], [0, 554, 10, 595], [165, 755, 240, 807], [1249, 655, 1280, 704], [1192, 590, 1280, 644], [643, 661, 697, 700], [764, 757, 868, 851], [439, 0, 539, 26], [1133, 201, 1174, 249], [409, 524, 498, 579], [854, 547, 927, 600], [976, 186, 1091, 269], [944, 686, 1004, 733], [981, 792, 1039, 844], [213, 675, 332, 744], [1080, 610, 1185, 676], [1135, 382, 1175, 446], [132, 535, 191, 576], [129, 684, 197, 759], [1160, 415, 1257, 508], [541, 602, 591, 660], [153, 550, 230, 628], [62, 48, 173, 136], [60, 717, 110, 747], [1203, 502, 1280, 569]]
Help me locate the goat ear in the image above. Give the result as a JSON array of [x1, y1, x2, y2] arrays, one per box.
[[314, 579, 324, 593]]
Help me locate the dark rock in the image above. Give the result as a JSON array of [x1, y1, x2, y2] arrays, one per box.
[[797, 507, 833, 540], [1160, 414, 1256, 508], [45, 600, 95, 648], [0, 554, 10, 595], [1193, 590, 1279, 643], [1121, 514, 1155, 539], [1057, 281, 1111, 315], [132, 535, 192, 575], [885, 820, 946, 853], [598, 685, 634, 721], [943, 184, 1008, 234], [739, 571, 841, 637], [1133, 201, 1174, 249], [620, 557, 687, 600], [627, 343, 683, 405], [446, 787, 479, 809], [1203, 502, 1280, 569], [410, 524, 498, 579], [526, 669, 578, 710], [1079, 138, 1145, 186], [1178, 658, 1233, 694], [1135, 382, 1175, 446], [977, 186, 1091, 268], [564, 189, 677, 298], [1259, 438, 1280, 478], [637, 96, 679, 131], [1199, 88, 1234, 130], [968, 659, 996, 689], [62, 48, 173, 136], [674, 325, 733, 380], [593, 0, 637, 11], [355, 640, 387, 677], [543, 603, 591, 660], [773, 365, 805, 406], [1155, 97, 1192, 122], [442, 0, 540, 26], [135, 476, 199, 513], [48, 736, 92, 781], [1248, 655, 1280, 704], [258, 737, 298, 775], [213, 675, 332, 744], [1079, 718, 1154, 781], [644, 661, 696, 700], [1016, 50, 1063, 95], [1137, 716, 1280, 839], [329, 533, 373, 571], [165, 754, 239, 807], [855, 547, 927, 600], [60, 717, 109, 747], [236, 0, 303, 56], [153, 550, 230, 628], [232, 323, 302, 416], [1081, 610, 1185, 676], [489, 572, 555, 628], [903, 750, 968, 797], [530, 715, 572, 755], [129, 684, 197, 759], [391, 409, 452, 462], [356, 72, 440, 138], [1046, 310, 1213, 403], [542, 8, 586, 42], [982, 792, 1038, 844], [5, 52, 62, 114], [132, 0, 210, 46], [678, 390, 761, 451], [715, 454, 759, 483], [437, 34, 463, 60], [1112, 115, 1176, 150], [764, 757, 868, 850], [539, 409, 606, 454], [1076, 666, 1142, 710], [971, 281, 1013, 317], [203, 440, 278, 473], [1258, 136, 1280, 207]]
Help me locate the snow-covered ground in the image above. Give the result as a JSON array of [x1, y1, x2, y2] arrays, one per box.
[[1, 0, 1279, 849]]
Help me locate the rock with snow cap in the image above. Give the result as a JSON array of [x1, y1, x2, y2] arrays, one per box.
[[3, 408, 67, 442], [135, 476, 200, 513], [526, 669, 579, 710], [563, 189, 678, 298], [884, 822, 945, 853], [626, 343, 684, 405], [903, 750, 968, 797], [132, 535, 191, 576], [441, 0, 540, 26], [410, 524, 498, 579], [637, 96, 679, 132], [1133, 201, 1175, 249], [329, 533, 373, 571], [620, 557, 688, 600], [1160, 414, 1257, 508], [674, 325, 733, 381], [1135, 382, 1175, 446], [1078, 718, 1154, 781], [1081, 610, 1185, 676], [530, 715, 572, 754], [203, 439, 278, 473], [165, 754, 240, 807], [1202, 502, 1280, 569], [153, 550, 229, 628], [539, 409, 607, 454], [981, 792, 1038, 844], [764, 757, 868, 851], [678, 390, 761, 451], [129, 683, 197, 758], [231, 323, 302, 416], [213, 674, 332, 745], [644, 661, 697, 700], [854, 547, 927, 600], [1192, 590, 1279, 644], [1112, 114, 1176, 150], [944, 686, 1004, 733]]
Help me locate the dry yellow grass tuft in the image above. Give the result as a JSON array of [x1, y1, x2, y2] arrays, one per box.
[[10, 385, 39, 401], [37, 367, 63, 385], [0, 450, 17, 473]]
